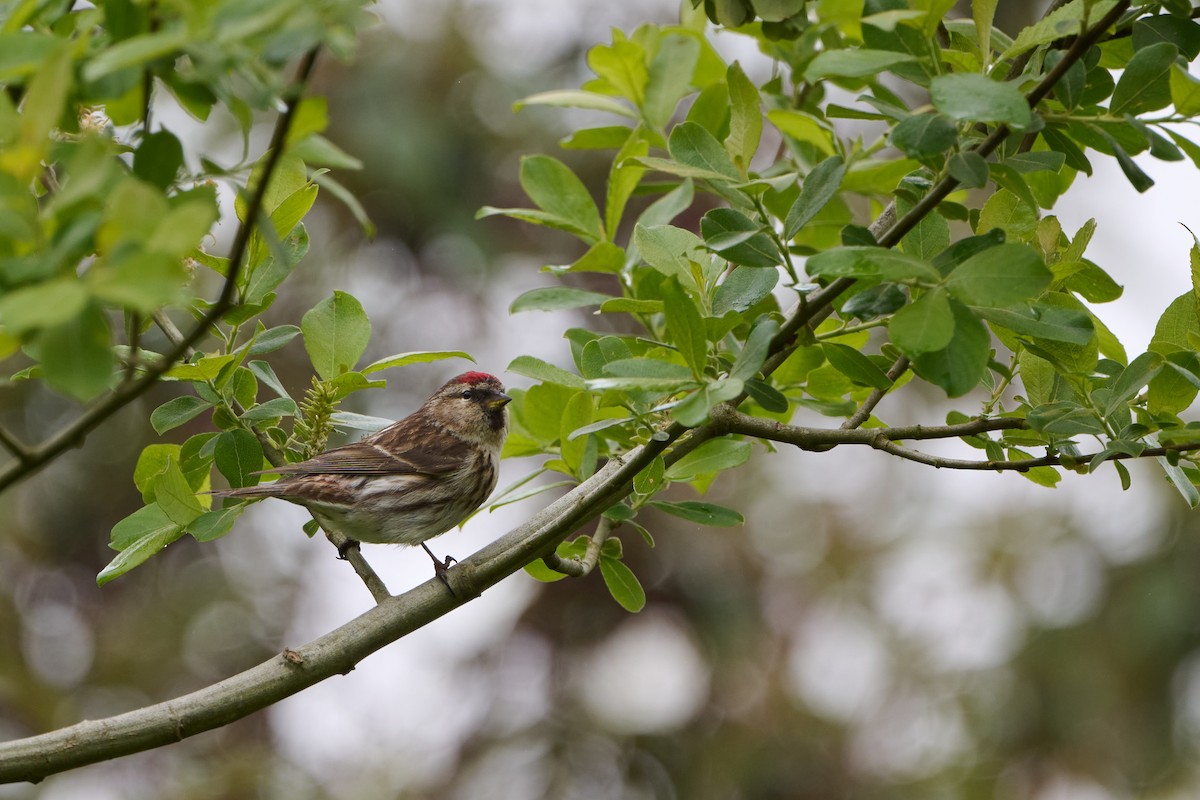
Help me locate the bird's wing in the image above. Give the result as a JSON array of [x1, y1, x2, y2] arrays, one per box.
[[260, 436, 471, 477]]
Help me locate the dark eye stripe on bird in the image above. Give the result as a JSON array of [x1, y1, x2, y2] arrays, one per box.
[[210, 373, 511, 565]]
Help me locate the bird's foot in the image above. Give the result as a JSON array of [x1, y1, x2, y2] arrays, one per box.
[[421, 543, 458, 591], [336, 538, 361, 560]]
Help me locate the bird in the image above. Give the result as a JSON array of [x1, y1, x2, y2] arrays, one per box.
[[214, 372, 511, 571]]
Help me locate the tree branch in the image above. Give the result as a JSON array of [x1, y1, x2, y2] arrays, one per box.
[[840, 355, 911, 431], [712, 407, 1200, 471], [0, 430, 680, 783], [0, 48, 322, 495], [0, 1, 1143, 784], [541, 515, 613, 577]]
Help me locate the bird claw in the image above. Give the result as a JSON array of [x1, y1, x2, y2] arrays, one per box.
[[421, 543, 458, 591], [336, 538, 361, 560]]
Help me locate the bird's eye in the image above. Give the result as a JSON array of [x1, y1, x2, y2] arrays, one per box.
[[461, 390, 474, 400]]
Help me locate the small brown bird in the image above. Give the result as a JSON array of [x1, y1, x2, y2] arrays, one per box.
[[215, 372, 511, 568]]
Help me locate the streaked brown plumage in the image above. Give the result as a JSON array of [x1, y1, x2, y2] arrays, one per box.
[[215, 373, 510, 555]]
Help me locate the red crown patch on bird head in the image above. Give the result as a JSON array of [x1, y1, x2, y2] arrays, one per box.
[[458, 371, 498, 386]]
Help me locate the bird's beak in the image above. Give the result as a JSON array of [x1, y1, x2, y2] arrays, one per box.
[[486, 393, 512, 410]]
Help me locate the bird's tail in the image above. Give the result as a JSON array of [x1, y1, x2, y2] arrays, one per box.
[[209, 484, 280, 500]]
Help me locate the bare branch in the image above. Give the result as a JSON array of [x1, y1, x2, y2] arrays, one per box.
[[0, 427, 32, 464], [0, 48, 322, 496], [713, 407, 1200, 472]]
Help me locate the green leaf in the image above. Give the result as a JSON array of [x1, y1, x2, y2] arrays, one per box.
[[1027, 402, 1106, 436], [600, 557, 646, 613], [600, 298, 663, 315], [214, 429, 263, 489], [731, 318, 779, 382], [976, 189, 1038, 241], [166, 353, 238, 382], [559, 391, 595, 478], [714, 267, 778, 315], [40, 303, 113, 401], [666, 437, 752, 480], [91, 252, 189, 313], [650, 499, 744, 526], [515, 89, 637, 118], [604, 133, 649, 238], [806, 246, 940, 283], [301, 291, 371, 380], [152, 459, 204, 527], [249, 325, 302, 356], [725, 61, 763, 173], [1170, 65, 1200, 116], [509, 287, 612, 313], [150, 396, 214, 435], [1111, 42, 1177, 115], [99, 504, 184, 586], [912, 300, 990, 397], [889, 287, 955, 356], [524, 559, 571, 583], [240, 397, 298, 422], [585, 376, 694, 392], [634, 456, 666, 496], [519, 154, 604, 242], [945, 243, 1050, 308], [1105, 351, 1163, 416], [603, 358, 694, 380], [976, 302, 1094, 345], [0, 278, 88, 334], [821, 342, 893, 389], [671, 377, 744, 426], [588, 38, 648, 107], [668, 121, 739, 180], [188, 505, 246, 543], [745, 378, 789, 412], [804, 49, 917, 81], [507, 355, 585, 388], [784, 155, 845, 239], [999, 0, 1109, 61], [643, 32, 700, 130], [1094, 128, 1155, 193], [133, 130, 184, 190], [660, 278, 708, 378], [634, 224, 707, 289], [361, 350, 473, 375], [889, 113, 958, 157], [700, 208, 781, 267], [82, 27, 188, 81], [1133, 15, 1200, 61], [930, 73, 1031, 129], [973, 0, 998, 66], [134, 444, 181, 504]]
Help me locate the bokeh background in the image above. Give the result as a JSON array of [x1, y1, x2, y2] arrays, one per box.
[[4, 1, 1200, 798]]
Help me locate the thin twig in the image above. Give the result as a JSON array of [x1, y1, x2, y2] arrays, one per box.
[[541, 516, 613, 577], [0, 48, 322, 495], [0, 427, 32, 464], [841, 355, 911, 431], [714, 407, 1200, 472]]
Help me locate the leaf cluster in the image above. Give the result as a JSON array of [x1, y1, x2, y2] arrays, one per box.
[[480, 1, 1200, 602]]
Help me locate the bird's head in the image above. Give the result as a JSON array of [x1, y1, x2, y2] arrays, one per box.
[[426, 371, 511, 444]]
